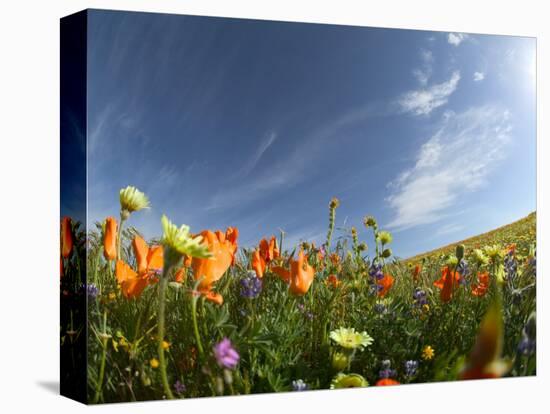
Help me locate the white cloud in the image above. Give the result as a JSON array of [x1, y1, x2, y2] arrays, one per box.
[[448, 33, 468, 46], [235, 131, 278, 178], [412, 48, 434, 86], [398, 71, 461, 116], [386, 105, 512, 230], [473, 71, 485, 82]]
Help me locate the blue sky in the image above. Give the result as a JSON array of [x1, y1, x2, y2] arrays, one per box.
[[86, 10, 536, 258]]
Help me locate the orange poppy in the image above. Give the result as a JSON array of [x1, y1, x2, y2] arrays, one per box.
[[259, 236, 279, 263], [203, 290, 223, 305], [61, 216, 73, 258], [377, 274, 394, 297], [115, 260, 150, 299], [192, 228, 237, 291], [459, 300, 510, 380], [434, 266, 461, 303], [412, 264, 422, 282], [252, 249, 267, 278], [376, 378, 400, 386], [103, 217, 117, 261], [289, 251, 315, 295], [471, 272, 490, 297], [115, 235, 163, 299], [326, 274, 341, 288], [271, 265, 290, 282]]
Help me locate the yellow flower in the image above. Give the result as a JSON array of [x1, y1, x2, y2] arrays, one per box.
[[160, 215, 212, 259], [162, 341, 170, 350], [422, 345, 435, 360], [150, 358, 159, 368], [330, 373, 369, 389], [119, 185, 150, 214], [329, 197, 340, 209], [108, 292, 116, 301], [377, 231, 393, 245], [330, 327, 373, 350]]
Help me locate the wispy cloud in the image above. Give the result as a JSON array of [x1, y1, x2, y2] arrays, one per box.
[[448, 33, 468, 46], [235, 131, 277, 178], [412, 48, 434, 86], [386, 105, 512, 230], [473, 71, 485, 82], [398, 71, 461, 116], [205, 104, 380, 211]]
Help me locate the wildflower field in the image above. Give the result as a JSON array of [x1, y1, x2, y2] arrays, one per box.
[[60, 187, 536, 403]]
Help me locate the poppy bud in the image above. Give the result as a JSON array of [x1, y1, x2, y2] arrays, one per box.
[[382, 248, 392, 258], [456, 244, 465, 261]]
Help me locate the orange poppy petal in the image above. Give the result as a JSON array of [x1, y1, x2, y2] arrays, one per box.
[[147, 245, 164, 273], [115, 260, 138, 285], [203, 290, 223, 305], [271, 265, 290, 282], [61, 217, 73, 258], [132, 235, 149, 274], [103, 217, 118, 261], [121, 276, 149, 299]]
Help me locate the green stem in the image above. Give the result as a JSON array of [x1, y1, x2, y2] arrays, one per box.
[[93, 311, 108, 404], [191, 294, 204, 356], [116, 214, 127, 261], [157, 276, 174, 399]]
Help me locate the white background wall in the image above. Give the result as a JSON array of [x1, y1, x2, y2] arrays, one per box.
[[0, 0, 547, 412]]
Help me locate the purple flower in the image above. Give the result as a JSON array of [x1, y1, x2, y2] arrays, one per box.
[[213, 338, 240, 369], [369, 262, 384, 280], [404, 360, 419, 377], [173, 380, 186, 394], [82, 283, 98, 299], [457, 259, 470, 278], [379, 360, 397, 378], [517, 337, 535, 356], [292, 379, 308, 391], [240, 273, 262, 298], [413, 288, 428, 307]]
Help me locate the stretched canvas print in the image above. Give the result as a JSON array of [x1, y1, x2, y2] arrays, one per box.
[[60, 9, 537, 404]]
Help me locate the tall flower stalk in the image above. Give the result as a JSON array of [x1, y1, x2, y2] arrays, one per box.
[[326, 197, 340, 252], [158, 215, 212, 399]]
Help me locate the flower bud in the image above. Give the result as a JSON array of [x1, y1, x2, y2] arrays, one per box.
[[332, 352, 350, 372], [456, 244, 465, 261], [382, 248, 392, 258]]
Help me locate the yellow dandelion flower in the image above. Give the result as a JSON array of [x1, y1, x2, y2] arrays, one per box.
[[422, 345, 435, 360], [162, 340, 170, 350], [150, 358, 159, 368]]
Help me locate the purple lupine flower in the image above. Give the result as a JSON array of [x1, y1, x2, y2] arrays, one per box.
[[83, 283, 98, 300], [412, 288, 428, 307], [379, 360, 397, 379], [404, 360, 419, 377], [240, 272, 262, 298], [517, 337, 535, 356], [518, 312, 536, 356], [292, 379, 309, 391], [213, 338, 240, 369], [504, 253, 517, 281], [173, 380, 186, 394], [457, 259, 470, 278], [369, 262, 384, 280]]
